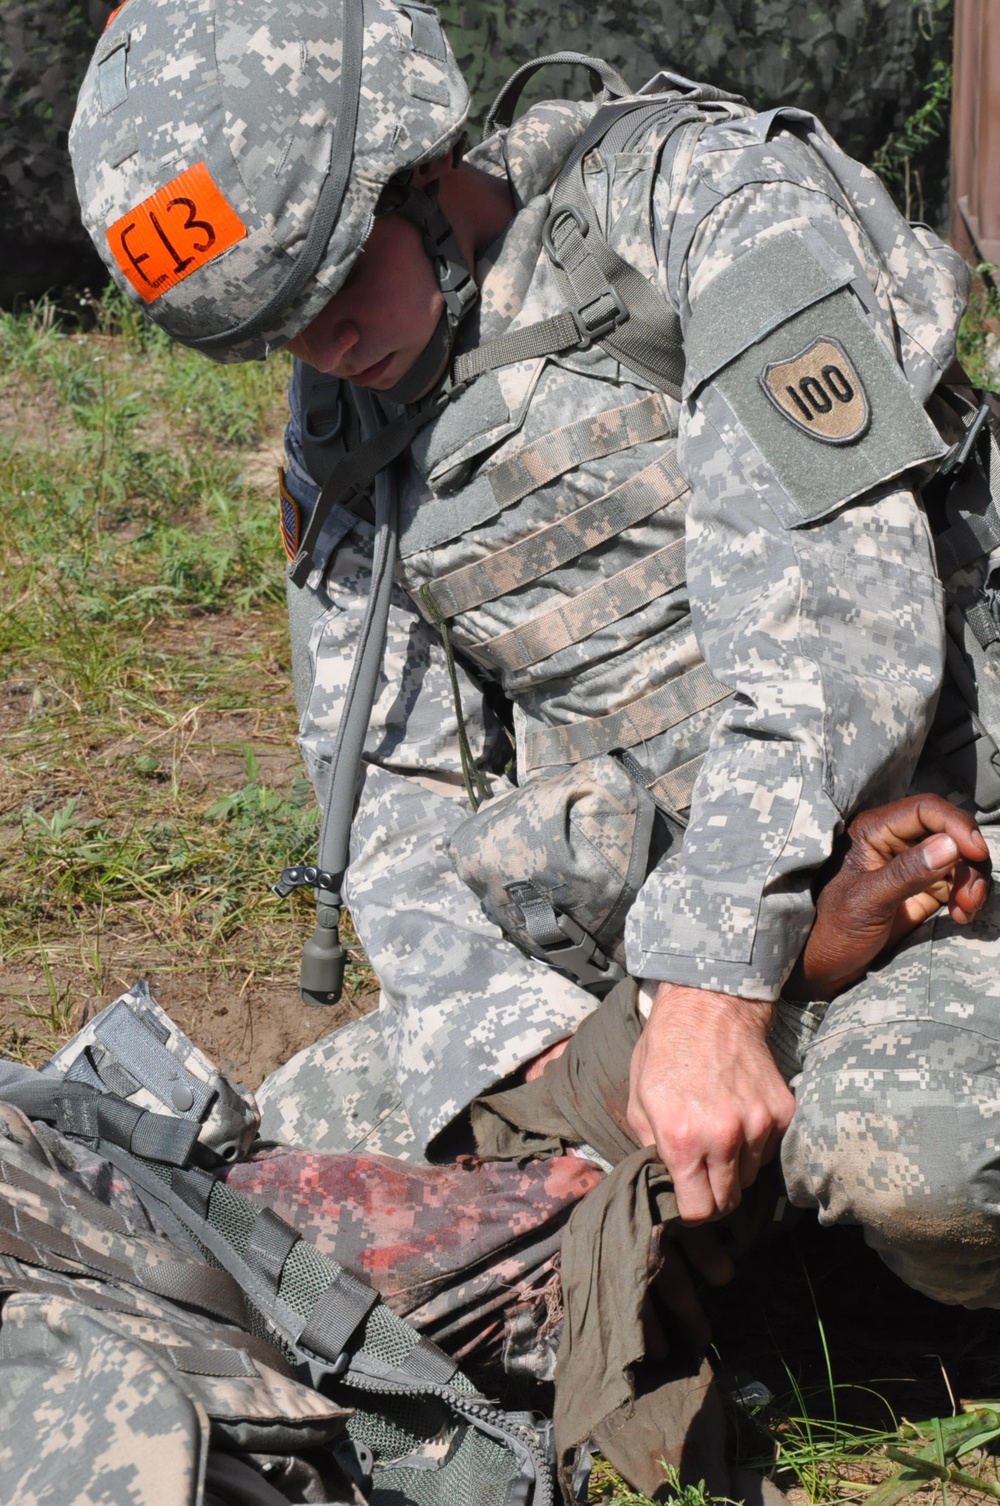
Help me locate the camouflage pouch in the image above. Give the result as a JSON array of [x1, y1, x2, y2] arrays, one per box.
[[0, 1099, 356, 1506], [41, 978, 259, 1165], [448, 755, 656, 989]]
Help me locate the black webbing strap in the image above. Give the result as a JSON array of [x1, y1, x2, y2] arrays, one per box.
[[297, 1267, 379, 1366], [0, 1077, 201, 1168], [289, 397, 443, 587]]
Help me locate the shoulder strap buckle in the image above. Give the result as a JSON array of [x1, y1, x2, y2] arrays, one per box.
[[572, 286, 629, 348], [542, 203, 588, 266]]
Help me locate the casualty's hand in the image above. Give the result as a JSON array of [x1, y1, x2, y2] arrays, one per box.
[[787, 793, 991, 1001], [627, 983, 794, 1224]]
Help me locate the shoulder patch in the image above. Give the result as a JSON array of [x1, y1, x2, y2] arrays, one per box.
[[760, 337, 870, 445], [685, 231, 948, 525]]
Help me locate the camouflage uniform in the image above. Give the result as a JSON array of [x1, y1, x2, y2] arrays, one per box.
[[268, 78, 971, 1204]]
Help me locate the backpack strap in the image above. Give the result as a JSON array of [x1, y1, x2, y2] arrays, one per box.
[[453, 95, 694, 398]]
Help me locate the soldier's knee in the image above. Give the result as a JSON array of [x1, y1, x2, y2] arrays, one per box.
[[783, 1070, 1000, 1306]]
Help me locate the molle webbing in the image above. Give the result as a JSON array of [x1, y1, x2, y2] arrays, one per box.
[[421, 451, 689, 619], [646, 753, 705, 816], [399, 391, 674, 560], [476, 538, 686, 673], [485, 392, 672, 510], [522, 656, 731, 770]]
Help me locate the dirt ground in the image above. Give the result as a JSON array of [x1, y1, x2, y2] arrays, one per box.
[[0, 641, 379, 1090], [0, 954, 377, 1091]]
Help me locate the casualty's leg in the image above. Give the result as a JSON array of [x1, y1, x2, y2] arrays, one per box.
[[782, 829, 1000, 1305]]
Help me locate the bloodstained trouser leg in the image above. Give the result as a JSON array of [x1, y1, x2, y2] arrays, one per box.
[[782, 826, 1000, 1305]]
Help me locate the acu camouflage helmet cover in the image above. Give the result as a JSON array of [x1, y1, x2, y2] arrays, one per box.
[[69, 0, 470, 361]]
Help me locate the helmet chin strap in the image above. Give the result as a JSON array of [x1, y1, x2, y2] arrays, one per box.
[[380, 178, 479, 405]]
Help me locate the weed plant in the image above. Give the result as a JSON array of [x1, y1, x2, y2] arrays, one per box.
[[958, 267, 1000, 392], [0, 286, 372, 1063]]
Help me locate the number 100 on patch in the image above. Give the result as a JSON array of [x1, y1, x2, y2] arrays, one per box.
[[760, 336, 871, 445], [107, 160, 246, 301]]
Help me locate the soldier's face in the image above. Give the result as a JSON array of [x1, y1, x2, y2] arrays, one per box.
[[285, 212, 444, 391]]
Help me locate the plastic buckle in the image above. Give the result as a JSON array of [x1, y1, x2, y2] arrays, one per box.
[[540, 911, 626, 992], [940, 397, 992, 476], [271, 864, 339, 900], [302, 391, 344, 446], [271, 863, 314, 899], [570, 286, 628, 349], [542, 203, 589, 268], [301, 1341, 351, 1378]]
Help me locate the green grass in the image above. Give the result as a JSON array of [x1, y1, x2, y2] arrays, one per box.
[[957, 265, 1000, 392], [587, 1457, 738, 1506], [0, 285, 377, 1064]]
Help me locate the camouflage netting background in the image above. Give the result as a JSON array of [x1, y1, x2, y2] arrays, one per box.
[[0, 0, 953, 302], [0, 0, 114, 299]]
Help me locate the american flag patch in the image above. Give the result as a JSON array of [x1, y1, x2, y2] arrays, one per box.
[[278, 469, 301, 563]]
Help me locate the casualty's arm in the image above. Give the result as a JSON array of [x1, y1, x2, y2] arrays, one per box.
[[787, 792, 991, 999]]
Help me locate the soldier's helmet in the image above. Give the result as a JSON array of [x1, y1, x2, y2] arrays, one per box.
[[70, 0, 470, 362]]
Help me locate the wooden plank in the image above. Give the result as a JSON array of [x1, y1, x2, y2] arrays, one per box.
[[951, 0, 1000, 266]]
